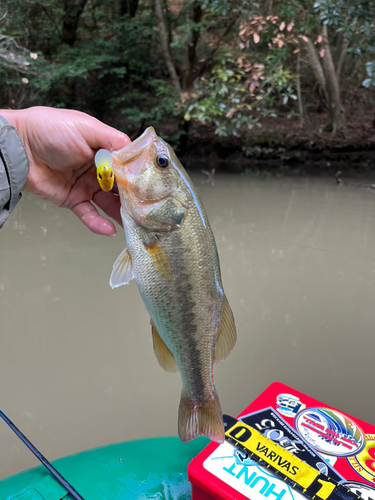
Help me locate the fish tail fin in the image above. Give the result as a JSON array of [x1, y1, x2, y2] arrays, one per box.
[[178, 389, 224, 444]]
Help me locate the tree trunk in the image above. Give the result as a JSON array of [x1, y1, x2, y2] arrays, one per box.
[[303, 28, 344, 132], [321, 24, 344, 132], [177, 118, 190, 156], [183, 2, 202, 92], [304, 36, 327, 100], [121, 0, 139, 17], [154, 0, 181, 93], [336, 37, 349, 83], [266, 0, 273, 15], [296, 51, 304, 127], [62, 0, 87, 46]]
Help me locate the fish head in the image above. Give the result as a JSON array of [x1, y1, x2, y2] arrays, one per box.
[[112, 127, 189, 231]]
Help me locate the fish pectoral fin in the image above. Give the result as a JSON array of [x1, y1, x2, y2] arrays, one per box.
[[144, 238, 173, 281], [151, 321, 178, 373], [214, 295, 237, 363], [109, 248, 134, 289]]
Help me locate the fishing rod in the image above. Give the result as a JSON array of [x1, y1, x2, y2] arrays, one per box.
[[0, 409, 85, 500]]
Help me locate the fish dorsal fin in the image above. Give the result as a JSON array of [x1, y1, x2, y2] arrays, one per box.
[[144, 238, 173, 281], [151, 320, 178, 373], [214, 295, 237, 363], [109, 248, 134, 289]]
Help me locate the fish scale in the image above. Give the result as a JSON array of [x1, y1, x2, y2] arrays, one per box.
[[123, 207, 220, 404]]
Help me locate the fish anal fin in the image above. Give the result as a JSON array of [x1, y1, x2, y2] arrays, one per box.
[[151, 321, 178, 373], [178, 389, 224, 443], [109, 248, 134, 289], [144, 238, 173, 281], [214, 295, 237, 363]]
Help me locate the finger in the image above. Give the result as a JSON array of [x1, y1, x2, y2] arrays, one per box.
[[93, 189, 123, 227], [71, 200, 117, 236], [81, 119, 131, 152]]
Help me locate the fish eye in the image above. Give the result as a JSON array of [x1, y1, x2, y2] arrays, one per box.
[[156, 155, 169, 168], [98, 173, 102, 179]]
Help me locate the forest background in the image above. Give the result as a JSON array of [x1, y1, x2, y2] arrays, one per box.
[[1, 0, 375, 170]]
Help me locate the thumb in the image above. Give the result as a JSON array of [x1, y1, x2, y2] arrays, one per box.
[[98, 127, 131, 152], [81, 118, 131, 152]]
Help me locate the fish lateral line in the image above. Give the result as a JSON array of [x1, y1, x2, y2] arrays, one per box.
[[223, 415, 361, 500]]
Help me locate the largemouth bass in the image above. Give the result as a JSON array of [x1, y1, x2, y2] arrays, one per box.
[[110, 127, 236, 443]]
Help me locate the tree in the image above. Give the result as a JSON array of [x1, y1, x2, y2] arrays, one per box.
[[0, 0, 374, 143], [121, 0, 139, 17], [62, 0, 88, 46]]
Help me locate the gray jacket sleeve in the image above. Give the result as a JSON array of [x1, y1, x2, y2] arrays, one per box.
[[0, 115, 29, 228]]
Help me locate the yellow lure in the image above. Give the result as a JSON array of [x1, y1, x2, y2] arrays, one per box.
[[95, 149, 114, 192]]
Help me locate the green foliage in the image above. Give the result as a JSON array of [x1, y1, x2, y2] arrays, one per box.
[[314, 0, 375, 30], [0, 0, 374, 141], [363, 61, 375, 87], [183, 52, 297, 137]]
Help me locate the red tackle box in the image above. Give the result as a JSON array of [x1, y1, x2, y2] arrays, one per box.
[[188, 382, 375, 500]]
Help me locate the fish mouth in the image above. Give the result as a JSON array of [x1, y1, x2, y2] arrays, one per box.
[[113, 127, 155, 168], [111, 126, 156, 194]]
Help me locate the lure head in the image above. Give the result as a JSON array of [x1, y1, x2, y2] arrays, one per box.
[[95, 149, 114, 192]]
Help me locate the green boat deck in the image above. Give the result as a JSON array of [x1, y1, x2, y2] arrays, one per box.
[[0, 437, 208, 500]]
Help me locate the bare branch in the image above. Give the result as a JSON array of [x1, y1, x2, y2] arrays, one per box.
[[0, 34, 38, 74]]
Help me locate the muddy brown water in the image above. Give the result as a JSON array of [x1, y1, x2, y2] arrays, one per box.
[[1, 171, 374, 480]]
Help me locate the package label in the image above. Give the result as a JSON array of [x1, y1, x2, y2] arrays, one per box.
[[294, 408, 366, 457], [347, 435, 375, 484], [239, 407, 343, 482], [341, 482, 375, 500], [190, 383, 375, 500], [204, 441, 306, 500], [277, 394, 306, 418]]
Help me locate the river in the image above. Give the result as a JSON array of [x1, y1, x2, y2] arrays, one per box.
[[0, 171, 374, 479]]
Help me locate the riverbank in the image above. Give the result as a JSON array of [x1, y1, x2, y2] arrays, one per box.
[[181, 124, 375, 175], [177, 87, 375, 175]]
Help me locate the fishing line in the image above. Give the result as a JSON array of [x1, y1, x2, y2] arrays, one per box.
[[208, 214, 375, 263]]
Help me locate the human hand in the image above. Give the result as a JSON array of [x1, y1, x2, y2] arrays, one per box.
[[2, 106, 130, 236]]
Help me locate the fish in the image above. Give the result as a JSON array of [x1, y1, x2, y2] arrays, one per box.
[[110, 127, 236, 443], [95, 148, 114, 192]]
